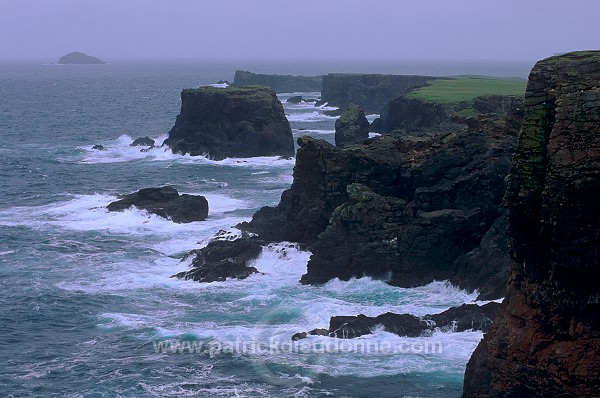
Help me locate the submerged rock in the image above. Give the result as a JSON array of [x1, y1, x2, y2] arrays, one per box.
[[163, 86, 294, 160], [107, 186, 208, 223], [334, 103, 369, 147], [130, 136, 155, 147], [91, 144, 105, 150], [173, 239, 262, 282], [463, 51, 600, 398]]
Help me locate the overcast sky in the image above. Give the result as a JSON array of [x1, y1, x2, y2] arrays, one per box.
[[1, 0, 598, 61]]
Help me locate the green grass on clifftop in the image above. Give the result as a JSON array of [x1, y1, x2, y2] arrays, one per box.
[[407, 76, 527, 104]]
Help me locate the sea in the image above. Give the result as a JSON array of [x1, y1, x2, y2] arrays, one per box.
[[0, 59, 532, 398]]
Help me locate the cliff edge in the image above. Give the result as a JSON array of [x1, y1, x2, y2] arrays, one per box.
[[463, 51, 600, 397]]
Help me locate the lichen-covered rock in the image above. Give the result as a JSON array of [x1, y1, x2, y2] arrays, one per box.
[[334, 104, 369, 147], [163, 86, 294, 160], [107, 186, 208, 223], [463, 51, 600, 398]]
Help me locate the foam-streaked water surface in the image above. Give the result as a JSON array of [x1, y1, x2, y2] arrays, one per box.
[[0, 61, 520, 397]]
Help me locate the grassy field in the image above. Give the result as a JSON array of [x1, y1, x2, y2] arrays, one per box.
[[407, 76, 527, 104]]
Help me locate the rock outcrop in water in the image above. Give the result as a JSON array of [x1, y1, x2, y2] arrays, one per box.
[[232, 70, 322, 93], [57, 51, 105, 64], [130, 136, 155, 147], [463, 51, 600, 397], [320, 73, 434, 113], [242, 107, 519, 298], [334, 104, 369, 147], [107, 186, 208, 223], [293, 302, 500, 340], [163, 86, 294, 160], [174, 239, 262, 282]]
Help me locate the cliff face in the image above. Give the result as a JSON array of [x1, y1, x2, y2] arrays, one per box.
[[164, 86, 294, 160], [320, 74, 434, 113], [232, 70, 322, 93], [463, 51, 600, 397], [382, 96, 450, 131], [243, 119, 518, 298]]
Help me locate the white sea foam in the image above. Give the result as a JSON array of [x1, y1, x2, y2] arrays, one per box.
[[70, 133, 296, 168], [365, 113, 380, 123], [286, 112, 338, 123], [293, 129, 335, 135]]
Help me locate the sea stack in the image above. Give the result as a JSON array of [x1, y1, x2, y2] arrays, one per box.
[[463, 51, 600, 397], [164, 86, 294, 160], [57, 51, 105, 64], [334, 103, 369, 147]]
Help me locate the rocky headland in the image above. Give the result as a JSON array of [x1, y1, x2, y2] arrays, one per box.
[[163, 86, 294, 160], [242, 122, 517, 300], [232, 70, 322, 93], [57, 51, 105, 64], [462, 51, 600, 397], [107, 186, 208, 223]]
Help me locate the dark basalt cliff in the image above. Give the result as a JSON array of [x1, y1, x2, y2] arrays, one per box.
[[463, 51, 600, 397], [163, 86, 294, 160], [232, 70, 322, 93], [242, 110, 520, 298], [57, 51, 105, 64], [320, 73, 434, 113]]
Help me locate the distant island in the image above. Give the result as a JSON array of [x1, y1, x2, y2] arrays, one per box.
[[57, 51, 105, 64]]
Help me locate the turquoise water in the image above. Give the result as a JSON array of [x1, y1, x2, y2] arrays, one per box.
[[0, 61, 523, 397]]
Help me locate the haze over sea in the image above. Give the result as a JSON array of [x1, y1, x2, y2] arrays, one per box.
[[0, 60, 530, 397]]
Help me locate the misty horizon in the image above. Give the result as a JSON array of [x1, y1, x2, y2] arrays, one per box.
[[1, 0, 599, 63]]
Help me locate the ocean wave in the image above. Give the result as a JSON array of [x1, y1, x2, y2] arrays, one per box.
[[293, 129, 335, 135]]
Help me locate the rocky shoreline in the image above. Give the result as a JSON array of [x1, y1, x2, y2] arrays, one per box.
[[153, 51, 599, 396]]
